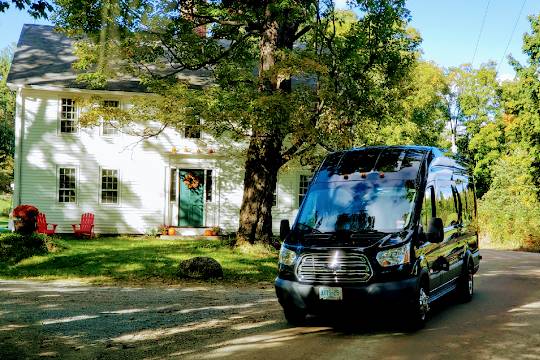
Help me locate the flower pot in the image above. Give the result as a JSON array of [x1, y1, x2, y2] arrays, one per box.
[[168, 227, 176, 236]]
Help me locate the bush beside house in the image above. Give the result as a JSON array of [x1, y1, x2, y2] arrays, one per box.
[[0, 232, 48, 263]]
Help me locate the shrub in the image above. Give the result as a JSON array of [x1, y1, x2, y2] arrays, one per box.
[[12, 204, 39, 234], [478, 148, 540, 249], [0, 232, 48, 263]]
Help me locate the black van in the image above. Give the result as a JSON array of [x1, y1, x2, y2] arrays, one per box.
[[275, 146, 480, 327]]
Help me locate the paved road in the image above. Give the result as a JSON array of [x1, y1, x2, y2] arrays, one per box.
[[1, 249, 540, 359]]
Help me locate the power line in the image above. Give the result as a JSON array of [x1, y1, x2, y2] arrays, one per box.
[[496, 0, 527, 74], [471, 0, 492, 67]]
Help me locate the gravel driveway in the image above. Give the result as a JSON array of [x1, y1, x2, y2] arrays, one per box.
[[3, 249, 540, 360], [0, 280, 285, 359]]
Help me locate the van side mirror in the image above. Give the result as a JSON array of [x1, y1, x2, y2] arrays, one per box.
[[426, 217, 444, 243], [280, 219, 290, 241]]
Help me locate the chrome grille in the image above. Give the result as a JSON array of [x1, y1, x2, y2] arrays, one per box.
[[296, 252, 372, 283]]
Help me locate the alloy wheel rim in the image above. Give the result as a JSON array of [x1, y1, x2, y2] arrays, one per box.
[[419, 287, 430, 320]]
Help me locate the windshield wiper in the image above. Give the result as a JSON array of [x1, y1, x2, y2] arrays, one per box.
[[295, 223, 322, 234]]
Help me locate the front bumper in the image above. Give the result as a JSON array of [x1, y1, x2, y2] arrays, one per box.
[[275, 276, 418, 313]]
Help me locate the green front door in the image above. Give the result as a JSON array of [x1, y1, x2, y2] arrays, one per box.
[[179, 170, 205, 227]]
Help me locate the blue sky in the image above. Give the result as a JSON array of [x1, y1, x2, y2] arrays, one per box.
[[2, 1, 540, 79]]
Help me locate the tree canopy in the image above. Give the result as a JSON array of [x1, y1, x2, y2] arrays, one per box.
[[0, 45, 14, 193], [0, 0, 53, 18], [54, 0, 426, 244]]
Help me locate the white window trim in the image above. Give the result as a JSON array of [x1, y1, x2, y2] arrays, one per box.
[[169, 167, 178, 203], [272, 178, 279, 208], [298, 173, 312, 207], [57, 166, 79, 205], [57, 97, 79, 135], [100, 99, 121, 137], [205, 169, 214, 203], [184, 115, 202, 139], [99, 167, 121, 206]]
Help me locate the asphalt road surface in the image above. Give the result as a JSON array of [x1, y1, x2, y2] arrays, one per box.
[[1, 249, 540, 360]]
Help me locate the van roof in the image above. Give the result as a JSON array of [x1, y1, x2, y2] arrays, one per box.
[[316, 146, 467, 183]]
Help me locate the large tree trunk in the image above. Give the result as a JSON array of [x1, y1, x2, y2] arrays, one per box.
[[236, 132, 284, 245], [236, 4, 296, 245]]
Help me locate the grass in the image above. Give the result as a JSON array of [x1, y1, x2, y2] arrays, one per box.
[[0, 235, 279, 285], [0, 193, 10, 228]]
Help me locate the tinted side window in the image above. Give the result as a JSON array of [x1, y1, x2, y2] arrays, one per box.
[[420, 186, 435, 230], [467, 181, 476, 217], [436, 182, 459, 227], [456, 180, 473, 225], [452, 184, 462, 224]]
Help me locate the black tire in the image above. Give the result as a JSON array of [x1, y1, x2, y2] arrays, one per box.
[[283, 305, 307, 326], [457, 259, 474, 303], [406, 280, 430, 331]]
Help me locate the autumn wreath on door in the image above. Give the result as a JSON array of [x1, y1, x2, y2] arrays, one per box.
[[183, 172, 201, 190]]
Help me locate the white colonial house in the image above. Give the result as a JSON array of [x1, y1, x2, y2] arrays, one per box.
[[6, 24, 311, 235]]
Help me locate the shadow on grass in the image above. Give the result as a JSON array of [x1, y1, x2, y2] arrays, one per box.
[[0, 237, 278, 284]]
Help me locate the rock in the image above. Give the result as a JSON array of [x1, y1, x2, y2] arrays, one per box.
[[178, 257, 224, 280]]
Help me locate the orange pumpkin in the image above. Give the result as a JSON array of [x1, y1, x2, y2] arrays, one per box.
[[168, 227, 176, 236], [203, 229, 214, 236]]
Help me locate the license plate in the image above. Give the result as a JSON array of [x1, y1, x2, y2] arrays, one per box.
[[319, 286, 343, 300]]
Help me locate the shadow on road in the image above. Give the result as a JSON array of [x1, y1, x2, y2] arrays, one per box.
[[1, 249, 540, 359]]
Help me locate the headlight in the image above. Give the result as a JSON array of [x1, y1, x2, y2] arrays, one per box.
[[376, 242, 411, 267], [279, 246, 297, 266]]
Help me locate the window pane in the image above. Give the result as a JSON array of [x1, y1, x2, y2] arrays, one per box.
[[102, 100, 119, 136], [296, 180, 416, 233], [59, 168, 76, 203], [436, 182, 459, 227], [101, 169, 119, 204], [170, 168, 177, 202], [185, 116, 201, 138], [60, 98, 76, 133], [205, 170, 212, 202], [298, 174, 311, 206], [421, 187, 434, 230]]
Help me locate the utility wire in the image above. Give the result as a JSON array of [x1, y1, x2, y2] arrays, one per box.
[[496, 0, 527, 74], [471, 0, 492, 67]]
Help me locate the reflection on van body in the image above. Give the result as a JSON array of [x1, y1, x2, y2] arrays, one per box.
[[297, 180, 416, 234], [275, 146, 480, 328]]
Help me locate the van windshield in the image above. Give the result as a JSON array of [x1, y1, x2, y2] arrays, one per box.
[[295, 180, 417, 234]]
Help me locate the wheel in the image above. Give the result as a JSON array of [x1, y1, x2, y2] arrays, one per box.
[[457, 259, 474, 303], [406, 280, 430, 330], [283, 305, 307, 326]]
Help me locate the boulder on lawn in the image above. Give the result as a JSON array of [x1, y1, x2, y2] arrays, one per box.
[[178, 256, 224, 280]]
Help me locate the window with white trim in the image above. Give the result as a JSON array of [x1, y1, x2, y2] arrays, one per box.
[[185, 116, 201, 139], [101, 169, 119, 204], [170, 168, 177, 202], [205, 169, 213, 202], [298, 174, 311, 206], [60, 98, 77, 133], [102, 100, 120, 136], [58, 168, 76, 203]]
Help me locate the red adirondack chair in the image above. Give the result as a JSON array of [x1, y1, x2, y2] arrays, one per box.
[[36, 213, 57, 235], [72, 213, 95, 238]]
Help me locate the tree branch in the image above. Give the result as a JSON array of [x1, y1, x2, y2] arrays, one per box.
[[293, 25, 312, 42]]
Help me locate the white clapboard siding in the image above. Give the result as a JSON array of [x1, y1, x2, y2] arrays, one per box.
[[15, 88, 311, 234]]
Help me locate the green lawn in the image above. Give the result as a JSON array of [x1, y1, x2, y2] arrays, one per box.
[[0, 236, 279, 285], [0, 194, 11, 229]]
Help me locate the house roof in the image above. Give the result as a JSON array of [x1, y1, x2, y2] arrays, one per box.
[[7, 24, 213, 93]]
